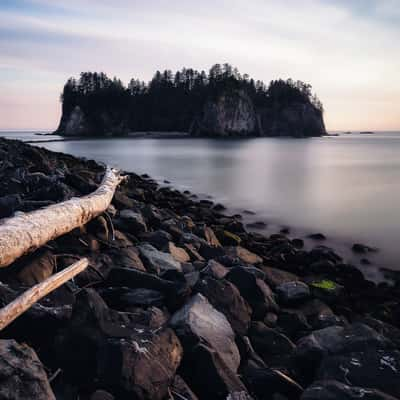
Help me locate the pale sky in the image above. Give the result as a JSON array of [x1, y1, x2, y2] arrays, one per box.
[[0, 0, 399, 131]]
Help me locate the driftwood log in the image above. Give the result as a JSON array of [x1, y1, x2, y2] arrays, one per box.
[[0, 258, 89, 331], [0, 167, 124, 268]]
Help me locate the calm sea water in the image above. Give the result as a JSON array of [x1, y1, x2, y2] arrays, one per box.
[[1, 131, 399, 281]]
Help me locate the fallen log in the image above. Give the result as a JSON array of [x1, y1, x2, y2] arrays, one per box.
[[0, 258, 89, 331], [0, 167, 124, 268]]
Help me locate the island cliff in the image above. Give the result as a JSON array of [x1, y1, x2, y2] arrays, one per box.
[[56, 64, 326, 137]]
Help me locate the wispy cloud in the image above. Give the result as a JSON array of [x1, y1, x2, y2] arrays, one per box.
[[0, 0, 399, 130]]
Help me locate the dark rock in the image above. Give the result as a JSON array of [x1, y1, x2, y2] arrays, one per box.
[[227, 267, 278, 318], [106, 267, 189, 311], [108, 246, 146, 271], [308, 233, 326, 240], [87, 216, 109, 241], [213, 203, 226, 212], [196, 276, 252, 336], [226, 246, 263, 264], [264, 312, 278, 328], [99, 287, 165, 309], [0, 194, 22, 218], [171, 375, 199, 400], [202, 259, 229, 279], [56, 289, 182, 399], [169, 242, 191, 263], [249, 322, 296, 360], [246, 221, 267, 229], [301, 380, 398, 400], [15, 250, 55, 285], [292, 238, 304, 249], [117, 209, 147, 234], [276, 281, 311, 305], [97, 329, 182, 400], [170, 293, 240, 372], [218, 230, 242, 246], [299, 299, 341, 330], [317, 350, 400, 398], [0, 339, 55, 399], [138, 243, 182, 273], [352, 243, 378, 254], [243, 364, 303, 400], [278, 308, 312, 339], [261, 266, 301, 289], [308, 279, 345, 304], [182, 344, 248, 400], [90, 390, 115, 400], [139, 230, 172, 251]]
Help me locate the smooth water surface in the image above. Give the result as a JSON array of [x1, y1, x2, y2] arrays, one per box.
[[1, 131, 399, 279]]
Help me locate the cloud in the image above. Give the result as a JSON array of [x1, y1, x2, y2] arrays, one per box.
[[0, 0, 399, 130]]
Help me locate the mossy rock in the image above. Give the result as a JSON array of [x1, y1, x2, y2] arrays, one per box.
[[221, 230, 242, 246], [310, 279, 337, 291]]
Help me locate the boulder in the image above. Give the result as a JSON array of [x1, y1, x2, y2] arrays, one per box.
[[139, 230, 172, 251], [203, 259, 229, 279], [227, 267, 278, 318], [0, 339, 55, 399], [99, 287, 165, 309], [90, 390, 115, 400], [317, 350, 400, 398], [249, 322, 296, 359], [261, 266, 301, 289], [56, 289, 182, 399], [16, 250, 55, 285], [196, 276, 252, 336], [301, 380, 398, 400], [0, 194, 22, 218], [182, 344, 248, 400], [299, 299, 342, 330], [170, 293, 240, 372], [276, 281, 311, 305], [138, 243, 182, 273], [169, 242, 191, 263], [226, 246, 263, 265], [118, 209, 147, 234], [170, 375, 199, 400]]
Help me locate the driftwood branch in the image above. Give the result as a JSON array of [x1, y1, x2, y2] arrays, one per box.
[[0, 258, 89, 331], [0, 167, 124, 268]]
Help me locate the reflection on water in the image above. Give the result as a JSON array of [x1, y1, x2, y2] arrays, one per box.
[[2, 131, 400, 279]]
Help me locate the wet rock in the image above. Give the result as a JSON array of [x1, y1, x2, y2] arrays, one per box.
[[196, 276, 252, 336], [308, 279, 344, 304], [226, 246, 263, 265], [276, 281, 311, 305], [249, 322, 296, 359], [261, 266, 301, 289], [199, 243, 226, 260], [97, 329, 182, 400], [278, 308, 312, 339], [170, 293, 240, 373], [118, 209, 147, 234], [317, 350, 400, 398], [219, 230, 242, 246], [90, 390, 115, 400], [171, 375, 199, 400], [292, 238, 304, 249], [142, 204, 164, 228], [301, 380, 398, 400], [0, 339, 55, 399], [299, 299, 341, 330], [295, 323, 393, 381], [243, 364, 303, 400], [112, 191, 136, 209], [56, 289, 182, 399], [138, 243, 182, 273], [227, 267, 278, 318], [139, 230, 172, 250], [246, 221, 267, 229], [169, 242, 191, 263], [0, 194, 22, 218], [352, 243, 378, 254], [106, 267, 189, 311], [109, 246, 146, 271], [308, 233, 326, 240], [99, 287, 165, 309], [16, 250, 55, 285], [182, 344, 248, 400], [202, 259, 229, 279]]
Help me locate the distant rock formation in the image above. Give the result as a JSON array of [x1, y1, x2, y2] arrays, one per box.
[[55, 65, 326, 138]]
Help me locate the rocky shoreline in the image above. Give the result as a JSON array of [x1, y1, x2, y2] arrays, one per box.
[[0, 137, 400, 400]]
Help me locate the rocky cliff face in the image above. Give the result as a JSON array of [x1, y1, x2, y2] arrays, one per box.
[[191, 90, 257, 137], [191, 90, 326, 137], [56, 106, 128, 137]]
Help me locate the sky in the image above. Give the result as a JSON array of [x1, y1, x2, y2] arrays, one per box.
[[0, 0, 399, 131]]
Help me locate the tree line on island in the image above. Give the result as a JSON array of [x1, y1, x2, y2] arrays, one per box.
[[58, 63, 325, 136]]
